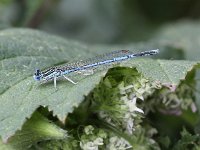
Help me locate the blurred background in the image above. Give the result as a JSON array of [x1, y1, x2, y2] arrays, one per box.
[[1, 0, 200, 44], [1, 0, 200, 62]]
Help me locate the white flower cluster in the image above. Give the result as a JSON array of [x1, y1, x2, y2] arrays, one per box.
[[79, 125, 133, 150], [119, 83, 144, 135], [106, 136, 132, 150], [80, 139, 103, 150], [159, 85, 196, 112], [98, 78, 152, 135], [80, 125, 107, 150], [82, 74, 154, 149]]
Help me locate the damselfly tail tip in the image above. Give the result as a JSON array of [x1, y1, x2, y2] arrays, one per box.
[[150, 49, 159, 54]]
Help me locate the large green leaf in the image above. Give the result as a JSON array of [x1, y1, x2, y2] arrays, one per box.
[[0, 28, 198, 142], [121, 59, 198, 88], [0, 28, 105, 142]]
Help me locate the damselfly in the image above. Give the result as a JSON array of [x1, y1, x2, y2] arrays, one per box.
[[33, 49, 159, 88]]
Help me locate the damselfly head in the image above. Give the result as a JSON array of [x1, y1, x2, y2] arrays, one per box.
[[33, 69, 41, 81]]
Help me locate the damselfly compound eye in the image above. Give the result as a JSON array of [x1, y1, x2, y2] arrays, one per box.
[[33, 69, 41, 81]]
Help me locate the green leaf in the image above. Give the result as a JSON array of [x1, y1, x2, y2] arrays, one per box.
[[0, 111, 68, 149], [172, 128, 200, 150], [0, 28, 198, 142], [0, 140, 15, 150], [0, 28, 105, 141], [121, 59, 199, 88]]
